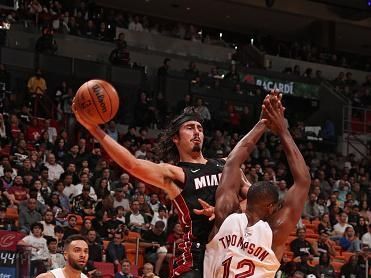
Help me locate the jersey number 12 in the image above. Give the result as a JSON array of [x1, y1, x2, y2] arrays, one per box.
[[222, 256, 255, 278]]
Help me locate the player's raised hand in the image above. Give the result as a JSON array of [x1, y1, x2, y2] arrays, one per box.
[[193, 198, 215, 221], [72, 100, 95, 130], [262, 95, 286, 135]]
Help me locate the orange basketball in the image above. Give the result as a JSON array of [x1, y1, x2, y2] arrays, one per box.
[[75, 79, 119, 125]]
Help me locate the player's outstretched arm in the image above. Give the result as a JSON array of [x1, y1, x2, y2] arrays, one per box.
[[72, 103, 182, 198], [263, 97, 311, 254], [210, 118, 268, 238]]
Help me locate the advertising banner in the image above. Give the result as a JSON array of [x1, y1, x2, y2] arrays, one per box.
[[243, 73, 320, 99]]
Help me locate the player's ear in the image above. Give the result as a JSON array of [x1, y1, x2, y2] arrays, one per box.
[[172, 134, 179, 144], [63, 250, 68, 261]]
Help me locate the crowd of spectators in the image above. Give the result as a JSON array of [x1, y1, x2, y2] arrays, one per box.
[[0, 64, 370, 276], [1, 1, 371, 73], [0, 2, 369, 278]]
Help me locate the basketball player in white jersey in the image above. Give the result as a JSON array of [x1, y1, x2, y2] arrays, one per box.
[[204, 95, 311, 277], [36, 235, 89, 278]]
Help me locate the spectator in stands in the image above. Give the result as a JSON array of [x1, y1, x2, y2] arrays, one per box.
[[106, 121, 120, 142], [87, 229, 103, 262], [290, 227, 318, 259], [40, 210, 55, 237], [137, 194, 152, 217], [340, 255, 364, 277], [1, 167, 14, 192], [18, 197, 42, 234], [54, 225, 64, 253], [81, 19, 96, 38], [157, 58, 170, 96], [75, 172, 97, 200], [151, 205, 168, 230], [134, 92, 156, 128], [194, 97, 211, 122], [115, 259, 134, 278], [72, 184, 96, 216], [44, 153, 64, 182], [294, 254, 316, 277], [361, 223, 371, 248], [0, 114, 8, 145], [142, 221, 168, 275], [47, 236, 65, 269], [339, 226, 361, 252], [18, 222, 50, 276], [95, 178, 110, 201], [92, 210, 110, 239], [317, 213, 333, 235], [147, 192, 161, 213], [345, 72, 357, 87], [106, 231, 126, 271], [128, 15, 143, 32], [333, 212, 352, 238], [314, 253, 336, 278], [115, 206, 126, 224], [224, 64, 240, 82], [113, 188, 130, 211], [80, 218, 93, 236], [313, 230, 336, 257], [35, 27, 58, 54], [96, 22, 112, 41], [27, 68, 47, 99], [353, 213, 367, 237], [175, 94, 192, 114], [109, 40, 130, 66], [166, 223, 184, 257], [141, 262, 160, 278], [68, 16, 81, 36], [302, 192, 321, 221], [63, 214, 79, 239], [126, 199, 150, 233]]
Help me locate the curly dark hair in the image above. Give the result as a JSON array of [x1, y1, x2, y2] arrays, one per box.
[[156, 107, 203, 162]]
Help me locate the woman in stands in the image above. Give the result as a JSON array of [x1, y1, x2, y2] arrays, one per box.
[[314, 253, 336, 278], [317, 213, 334, 235]]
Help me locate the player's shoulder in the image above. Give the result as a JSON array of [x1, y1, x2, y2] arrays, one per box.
[[35, 273, 55, 278], [223, 212, 245, 224]]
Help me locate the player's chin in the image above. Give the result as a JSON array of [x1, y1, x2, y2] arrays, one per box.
[[191, 145, 201, 152]]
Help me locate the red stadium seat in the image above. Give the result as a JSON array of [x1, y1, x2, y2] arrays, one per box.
[[332, 261, 344, 273], [93, 261, 115, 278]]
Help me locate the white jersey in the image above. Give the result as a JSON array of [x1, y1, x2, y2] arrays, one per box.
[[205, 213, 280, 278], [50, 268, 88, 278]]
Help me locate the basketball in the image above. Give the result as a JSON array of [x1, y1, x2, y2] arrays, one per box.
[[75, 79, 119, 125]]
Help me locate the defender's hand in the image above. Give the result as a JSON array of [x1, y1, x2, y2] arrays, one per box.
[[193, 198, 215, 221]]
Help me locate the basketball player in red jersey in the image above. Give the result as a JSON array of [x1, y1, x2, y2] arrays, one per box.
[[73, 99, 256, 277], [204, 95, 311, 277]]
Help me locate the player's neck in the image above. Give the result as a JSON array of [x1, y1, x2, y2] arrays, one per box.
[[179, 152, 206, 164], [63, 265, 82, 278], [245, 209, 262, 226]]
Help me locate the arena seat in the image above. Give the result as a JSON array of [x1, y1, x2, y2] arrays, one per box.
[[93, 261, 115, 278], [331, 261, 343, 273], [6, 207, 18, 220], [341, 251, 354, 262]]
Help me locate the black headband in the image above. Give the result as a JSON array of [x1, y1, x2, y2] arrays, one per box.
[[170, 107, 203, 136]]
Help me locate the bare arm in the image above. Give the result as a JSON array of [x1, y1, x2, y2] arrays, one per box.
[[72, 103, 182, 199], [210, 119, 267, 239], [264, 98, 311, 255]]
